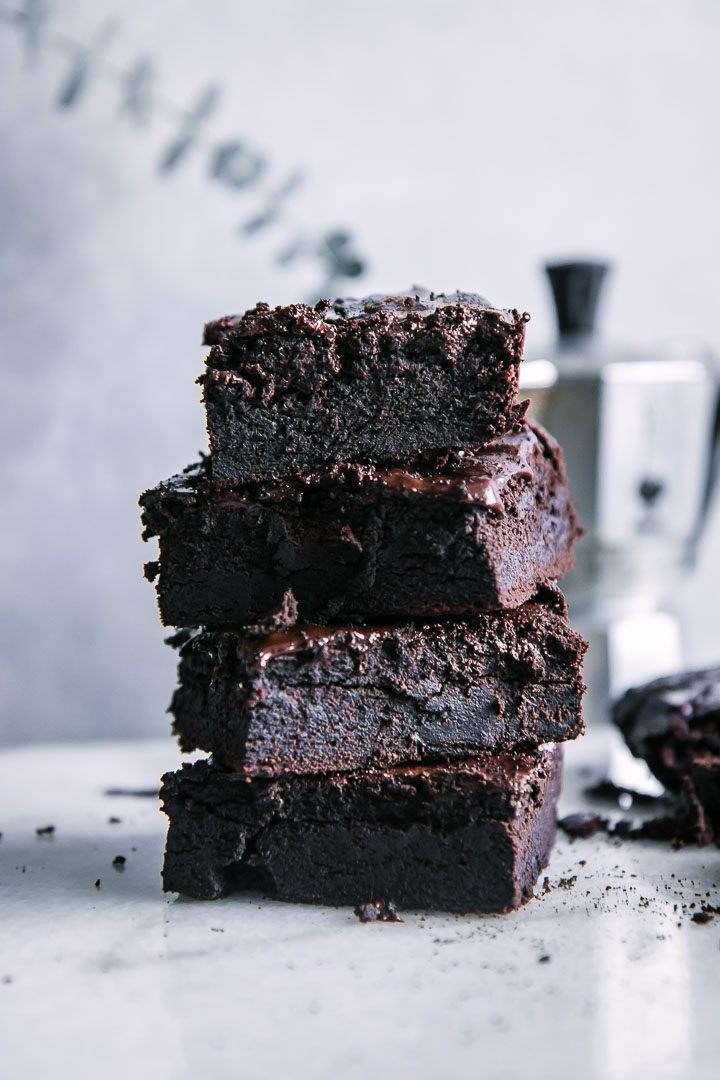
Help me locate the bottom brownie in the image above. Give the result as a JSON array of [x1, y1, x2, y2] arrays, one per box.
[[160, 746, 561, 913]]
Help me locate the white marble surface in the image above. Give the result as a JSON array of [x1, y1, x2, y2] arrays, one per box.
[[1, 736, 719, 1080]]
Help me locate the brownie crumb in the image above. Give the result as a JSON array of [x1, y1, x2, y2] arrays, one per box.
[[35, 825, 55, 837], [538, 955, 551, 963], [609, 810, 702, 848], [353, 900, 403, 923], [559, 799, 707, 850], [559, 812, 608, 839], [112, 855, 127, 870], [692, 912, 713, 924], [107, 817, 121, 825], [557, 876, 577, 889], [94, 879, 101, 889], [690, 903, 720, 924]]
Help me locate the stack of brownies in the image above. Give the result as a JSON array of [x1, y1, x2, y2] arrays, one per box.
[[141, 290, 587, 914]]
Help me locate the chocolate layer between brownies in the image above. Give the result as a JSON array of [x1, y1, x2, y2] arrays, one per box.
[[160, 745, 562, 911], [201, 290, 529, 483], [168, 587, 586, 776], [141, 422, 581, 627], [614, 667, 720, 845]]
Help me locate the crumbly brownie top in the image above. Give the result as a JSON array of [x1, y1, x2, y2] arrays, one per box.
[[203, 288, 525, 347], [328, 290, 503, 320], [202, 290, 528, 383]]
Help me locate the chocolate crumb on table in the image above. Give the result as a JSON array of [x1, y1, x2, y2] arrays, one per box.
[[353, 900, 403, 923], [692, 911, 713, 924], [559, 812, 608, 839]]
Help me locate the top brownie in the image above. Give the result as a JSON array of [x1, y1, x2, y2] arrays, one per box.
[[202, 289, 529, 482]]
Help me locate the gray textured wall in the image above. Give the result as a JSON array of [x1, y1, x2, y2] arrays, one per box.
[[1, 0, 719, 745]]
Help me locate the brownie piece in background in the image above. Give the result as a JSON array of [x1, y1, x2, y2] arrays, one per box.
[[160, 745, 562, 911], [168, 588, 586, 776], [201, 290, 529, 483], [614, 666, 720, 844], [141, 422, 581, 627]]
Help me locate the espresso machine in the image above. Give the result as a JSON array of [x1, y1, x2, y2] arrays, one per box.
[[521, 262, 720, 790]]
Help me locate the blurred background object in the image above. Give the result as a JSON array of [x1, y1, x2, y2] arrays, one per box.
[[2, 0, 720, 744], [522, 260, 719, 790], [523, 262, 719, 706]]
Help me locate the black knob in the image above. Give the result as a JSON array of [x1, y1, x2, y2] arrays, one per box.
[[545, 260, 610, 337]]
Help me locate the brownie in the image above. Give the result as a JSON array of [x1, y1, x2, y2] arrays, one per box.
[[168, 587, 586, 776], [614, 667, 720, 845], [140, 422, 581, 627], [160, 745, 562, 911], [201, 289, 529, 483]]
